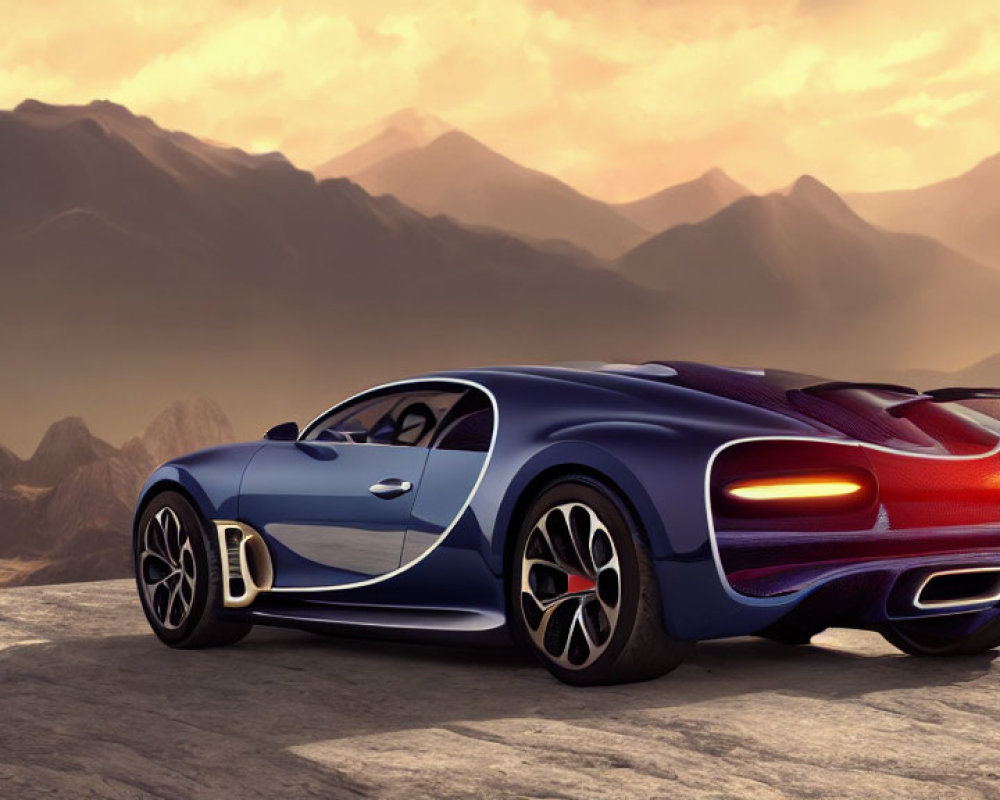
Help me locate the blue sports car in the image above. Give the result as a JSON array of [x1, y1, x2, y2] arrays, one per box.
[[133, 362, 1000, 685]]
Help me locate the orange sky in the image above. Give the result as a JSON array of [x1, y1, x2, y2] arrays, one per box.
[[1, 0, 998, 200]]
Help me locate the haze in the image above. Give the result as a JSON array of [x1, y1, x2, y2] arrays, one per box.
[[1, 0, 998, 200]]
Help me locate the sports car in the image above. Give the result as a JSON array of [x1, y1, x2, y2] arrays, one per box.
[[133, 362, 1000, 685]]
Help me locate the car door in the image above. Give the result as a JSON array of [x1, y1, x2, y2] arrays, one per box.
[[402, 389, 496, 567], [239, 385, 465, 588]]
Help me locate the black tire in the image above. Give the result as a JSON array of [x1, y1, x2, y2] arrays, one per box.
[[134, 490, 252, 648], [509, 477, 692, 685], [881, 614, 1000, 656]]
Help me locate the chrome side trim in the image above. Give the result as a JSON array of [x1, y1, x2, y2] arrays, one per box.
[[914, 567, 1000, 609], [269, 376, 499, 593], [703, 434, 1000, 609], [215, 521, 275, 608]]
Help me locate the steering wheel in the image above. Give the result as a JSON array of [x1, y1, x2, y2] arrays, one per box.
[[392, 402, 436, 446]]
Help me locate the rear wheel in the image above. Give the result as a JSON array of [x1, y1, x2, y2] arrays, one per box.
[[510, 477, 691, 685], [135, 490, 252, 648], [881, 613, 1000, 656]]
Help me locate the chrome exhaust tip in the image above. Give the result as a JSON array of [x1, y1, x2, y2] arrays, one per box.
[[914, 567, 1000, 610], [214, 521, 274, 608]]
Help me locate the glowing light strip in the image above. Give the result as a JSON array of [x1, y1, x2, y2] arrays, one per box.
[[725, 478, 864, 501]]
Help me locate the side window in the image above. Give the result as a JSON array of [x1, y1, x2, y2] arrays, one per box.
[[304, 384, 466, 447], [435, 389, 494, 452]]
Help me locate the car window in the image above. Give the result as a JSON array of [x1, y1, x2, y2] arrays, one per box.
[[434, 388, 494, 452], [303, 384, 466, 447]]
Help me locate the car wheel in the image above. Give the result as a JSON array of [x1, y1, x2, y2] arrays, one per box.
[[881, 613, 1000, 656], [510, 477, 691, 685], [135, 490, 252, 648]]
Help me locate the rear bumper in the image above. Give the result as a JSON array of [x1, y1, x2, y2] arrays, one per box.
[[717, 524, 1000, 598], [658, 435, 1000, 642]]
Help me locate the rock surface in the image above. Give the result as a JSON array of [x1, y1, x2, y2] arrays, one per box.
[[2, 579, 999, 799], [0, 399, 234, 587]]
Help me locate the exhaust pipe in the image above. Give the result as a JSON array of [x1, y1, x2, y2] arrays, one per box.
[[914, 567, 1000, 610], [214, 521, 274, 607]]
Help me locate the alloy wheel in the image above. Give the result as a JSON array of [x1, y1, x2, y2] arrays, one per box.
[[519, 502, 622, 669], [139, 506, 198, 630]]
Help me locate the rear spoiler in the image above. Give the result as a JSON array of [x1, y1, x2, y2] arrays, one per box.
[[799, 381, 919, 396], [924, 388, 1000, 402], [799, 382, 1000, 404]]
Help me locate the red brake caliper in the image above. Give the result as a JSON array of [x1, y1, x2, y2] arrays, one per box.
[[566, 573, 596, 594]]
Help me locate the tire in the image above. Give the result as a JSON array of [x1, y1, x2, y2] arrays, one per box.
[[134, 490, 252, 648], [509, 477, 692, 685], [881, 613, 1000, 656]]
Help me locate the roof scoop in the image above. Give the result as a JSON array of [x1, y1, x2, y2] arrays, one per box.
[[600, 363, 678, 378]]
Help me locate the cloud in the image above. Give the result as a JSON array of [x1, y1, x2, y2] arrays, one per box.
[[0, 0, 998, 198]]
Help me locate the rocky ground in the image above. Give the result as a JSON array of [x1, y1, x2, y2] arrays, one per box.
[[1, 579, 998, 799]]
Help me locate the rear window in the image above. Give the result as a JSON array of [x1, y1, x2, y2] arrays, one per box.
[[789, 388, 998, 455]]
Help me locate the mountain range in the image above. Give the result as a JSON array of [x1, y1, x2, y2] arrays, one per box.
[[617, 175, 1000, 374], [845, 153, 1000, 268], [346, 129, 650, 257], [3, 98, 1000, 460], [0, 99, 666, 457], [315, 115, 752, 258], [0, 398, 234, 587]]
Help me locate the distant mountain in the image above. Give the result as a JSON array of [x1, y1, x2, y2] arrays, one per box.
[[0, 445, 20, 486], [614, 168, 750, 233], [313, 108, 452, 179], [18, 418, 117, 487], [0, 399, 235, 587], [348, 130, 650, 258], [141, 397, 235, 465], [846, 153, 1000, 268], [619, 176, 1000, 374], [896, 352, 1000, 392], [0, 99, 666, 456], [5, 99, 1000, 457]]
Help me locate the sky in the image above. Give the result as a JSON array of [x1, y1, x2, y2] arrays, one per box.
[[1, 0, 998, 200]]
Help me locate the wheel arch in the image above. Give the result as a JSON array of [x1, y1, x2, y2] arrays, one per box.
[[500, 463, 650, 586], [133, 474, 220, 550]]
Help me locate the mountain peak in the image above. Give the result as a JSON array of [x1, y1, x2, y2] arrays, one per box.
[[380, 108, 451, 140], [142, 397, 235, 464], [701, 167, 729, 182], [21, 417, 117, 487], [314, 108, 453, 179], [614, 168, 751, 234], [14, 98, 138, 124], [790, 173, 834, 197], [426, 129, 490, 152], [787, 174, 858, 221]]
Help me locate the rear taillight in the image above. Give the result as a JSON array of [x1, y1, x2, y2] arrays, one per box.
[[724, 473, 867, 501], [711, 440, 879, 530]]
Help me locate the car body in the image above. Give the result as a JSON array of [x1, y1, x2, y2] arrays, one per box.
[[133, 362, 1000, 683]]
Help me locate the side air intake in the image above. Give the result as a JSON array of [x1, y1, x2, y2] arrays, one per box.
[[214, 521, 274, 607]]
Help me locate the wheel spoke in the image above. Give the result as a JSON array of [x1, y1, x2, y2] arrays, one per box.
[[534, 517, 579, 575], [565, 504, 598, 577]]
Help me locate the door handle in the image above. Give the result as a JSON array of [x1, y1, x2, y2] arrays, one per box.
[[369, 478, 413, 499]]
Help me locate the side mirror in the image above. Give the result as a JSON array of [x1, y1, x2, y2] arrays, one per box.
[[264, 421, 299, 441]]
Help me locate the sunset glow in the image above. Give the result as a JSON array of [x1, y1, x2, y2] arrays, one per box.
[[1, 1, 998, 199]]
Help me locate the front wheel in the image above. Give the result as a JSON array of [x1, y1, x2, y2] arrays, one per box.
[[134, 490, 252, 648], [510, 478, 692, 685]]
